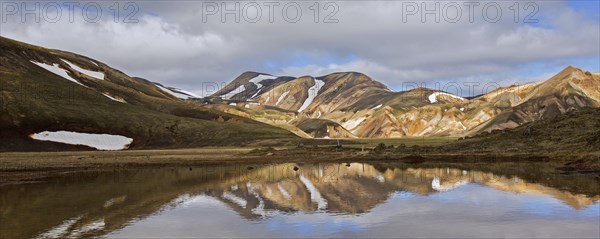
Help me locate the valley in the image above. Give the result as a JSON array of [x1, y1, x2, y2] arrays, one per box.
[[2, 36, 599, 152], [1, 36, 599, 182], [2, 106, 599, 185], [2, 1, 599, 238]]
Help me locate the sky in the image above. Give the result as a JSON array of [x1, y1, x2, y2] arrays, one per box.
[[1, 0, 599, 97]]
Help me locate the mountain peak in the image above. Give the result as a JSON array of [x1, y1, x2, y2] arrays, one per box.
[[559, 66, 581, 75], [318, 71, 370, 79], [241, 71, 271, 76]]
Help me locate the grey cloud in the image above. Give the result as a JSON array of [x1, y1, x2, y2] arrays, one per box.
[[1, 1, 598, 96]]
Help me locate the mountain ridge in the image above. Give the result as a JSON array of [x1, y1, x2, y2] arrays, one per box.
[[207, 65, 599, 138], [2, 36, 599, 149], [0, 36, 296, 151]]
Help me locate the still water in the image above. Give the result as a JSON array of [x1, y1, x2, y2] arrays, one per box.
[[1, 162, 599, 238]]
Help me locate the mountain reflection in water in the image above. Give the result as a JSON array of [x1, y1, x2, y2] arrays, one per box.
[[1, 163, 598, 238]]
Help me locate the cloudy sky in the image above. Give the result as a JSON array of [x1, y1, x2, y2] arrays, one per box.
[[1, 0, 599, 96]]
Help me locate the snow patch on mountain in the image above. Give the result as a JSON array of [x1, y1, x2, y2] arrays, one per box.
[[61, 59, 104, 80], [30, 61, 86, 87], [371, 104, 383, 110], [30, 131, 133, 150], [342, 117, 366, 130], [428, 92, 465, 103], [298, 79, 325, 112], [250, 74, 277, 98], [171, 88, 200, 98], [102, 93, 126, 103], [222, 85, 246, 99], [276, 91, 289, 106], [155, 84, 193, 99]]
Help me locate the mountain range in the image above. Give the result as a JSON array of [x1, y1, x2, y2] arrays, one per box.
[[1, 36, 599, 150], [207, 67, 600, 139]]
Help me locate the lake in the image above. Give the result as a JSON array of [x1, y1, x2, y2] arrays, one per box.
[[1, 162, 599, 238]]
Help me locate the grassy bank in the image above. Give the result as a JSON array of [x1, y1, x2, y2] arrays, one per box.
[[1, 145, 598, 185]]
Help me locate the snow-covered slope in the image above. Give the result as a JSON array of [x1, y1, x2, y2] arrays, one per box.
[[30, 61, 86, 87], [219, 84, 245, 99], [428, 92, 466, 103], [30, 131, 133, 150], [154, 83, 199, 99], [30, 60, 129, 102], [61, 59, 105, 80], [249, 74, 277, 98], [298, 79, 324, 112]]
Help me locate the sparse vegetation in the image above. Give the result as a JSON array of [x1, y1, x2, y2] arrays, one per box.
[[0, 36, 297, 151], [444, 107, 600, 154]]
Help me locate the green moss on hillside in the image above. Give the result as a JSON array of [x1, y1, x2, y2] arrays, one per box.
[[0, 37, 296, 151]]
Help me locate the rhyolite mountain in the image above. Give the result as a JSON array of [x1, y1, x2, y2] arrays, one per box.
[[2, 36, 599, 151], [208, 67, 600, 138], [0, 36, 296, 151]]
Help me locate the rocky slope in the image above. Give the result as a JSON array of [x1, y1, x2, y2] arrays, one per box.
[[0, 37, 296, 151], [208, 67, 599, 139], [440, 107, 600, 154]]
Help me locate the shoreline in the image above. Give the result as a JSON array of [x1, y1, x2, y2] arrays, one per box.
[[1, 147, 599, 186]]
